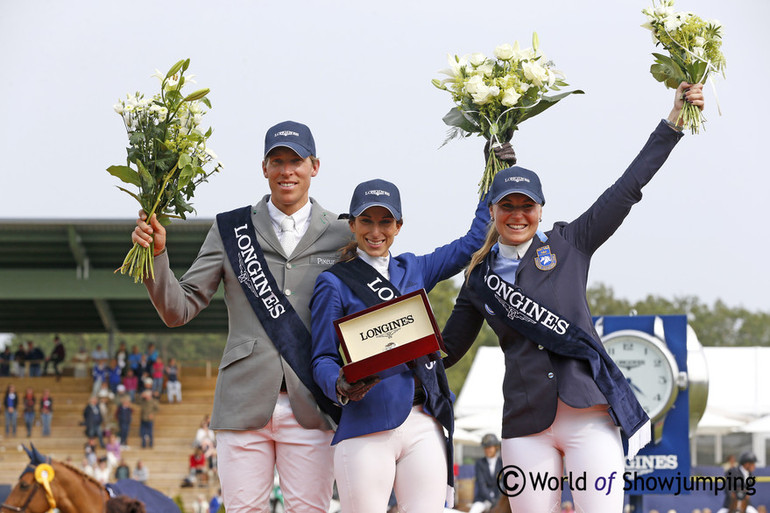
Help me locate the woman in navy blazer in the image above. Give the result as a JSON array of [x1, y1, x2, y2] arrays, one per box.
[[310, 176, 494, 513], [442, 82, 704, 512]]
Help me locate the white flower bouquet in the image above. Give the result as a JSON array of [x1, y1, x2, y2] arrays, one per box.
[[108, 58, 223, 282], [432, 34, 583, 197], [642, 0, 726, 134]]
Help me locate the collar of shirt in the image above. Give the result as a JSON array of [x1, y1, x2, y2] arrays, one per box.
[[266, 198, 312, 240], [497, 237, 533, 260], [356, 248, 391, 280]]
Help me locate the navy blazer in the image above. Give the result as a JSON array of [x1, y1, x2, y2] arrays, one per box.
[[473, 456, 503, 503], [443, 121, 683, 439], [310, 198, 488, 444]]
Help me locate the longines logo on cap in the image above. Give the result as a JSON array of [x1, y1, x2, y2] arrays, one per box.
[[505, 176, 530, 183], [275, 130, 300, 137], [365, 190, 390, 196]]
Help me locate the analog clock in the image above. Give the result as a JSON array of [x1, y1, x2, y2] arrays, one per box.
[[598, 316, 689, 444], [602, 330, 679, 422]]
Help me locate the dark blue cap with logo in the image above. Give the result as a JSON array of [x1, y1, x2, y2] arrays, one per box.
[[264, 120, 316, 159], [488, 166, 545, 206], [349, 179, 402, 221]]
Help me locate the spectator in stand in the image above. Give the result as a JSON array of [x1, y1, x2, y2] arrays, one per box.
[[25, 341, 45, 377], [72, 345, 90, 379], [123, 368, 139, 402], [84, 395, 105, 447], [116, 394, 134, 447], [0, 345, 12, 376], [189, 446, 208, 486], [94, 455, 113, 485], [133, 460, 149, 484], [22, 387, 36, 437], [195, 416, 217, 472], [43, 335, 66, 380], [91, 344, 109, 362], [106, 432, 122, 467], [150, 356, 165, 398], [92, 359, 109, 396], [81, 457, 95, 477], [39, 389, 53, 437], [209, 489, 223, 513], [193, 494, 209, 513], [84, 437, 99, 467], [138, 389, 159, 449], [115, 458, 131, 481], [98, 386, 117, 437], [128, 345, 143, 375], [4, 384, 18, 437], [137, 354, 150, 380], [145, 343, 159, 368], [115, 341, 128, 375], [13, 343, 26, 377], [165, 357, 182, 404], [108, 358, 123, 393]]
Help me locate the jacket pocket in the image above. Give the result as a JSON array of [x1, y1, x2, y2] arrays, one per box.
[[219, 339, 256, 370]]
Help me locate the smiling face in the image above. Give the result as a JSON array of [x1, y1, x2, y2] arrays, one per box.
[[262, 147, 319, 215], [350, 206, 402, 258], [490, 193, 542, 246]]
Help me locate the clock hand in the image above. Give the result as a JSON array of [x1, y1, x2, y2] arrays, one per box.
[[626, 377, 645, 396]]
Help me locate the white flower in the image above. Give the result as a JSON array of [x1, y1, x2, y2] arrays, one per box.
[[204, 147, 218, 159], [113, 103, 124, 114], [488, 85, 501, 97], [469, 52, 487, 67], [151, 69, 165, 83], [501, 88, 522, 107], [439, 53, 466, 80], [494, 44, 515, 61], [476, 63, 494, 77], [465, 75, 493, 104], [694, 36, 706, 47], [664, 14, 683, 33], [522, 61, 550, 88]]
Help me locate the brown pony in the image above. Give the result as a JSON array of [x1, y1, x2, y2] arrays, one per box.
[[1, 445, 109, 513]]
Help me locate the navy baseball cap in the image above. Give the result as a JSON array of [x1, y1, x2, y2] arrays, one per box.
[[349, 179, 402, 221], [488, 166, 545, 206], [264, 121, 316, 159]]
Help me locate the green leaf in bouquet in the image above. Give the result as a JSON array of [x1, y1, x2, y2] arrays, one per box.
[[517, 89, 584, 124], [442, 107, 480, 134], [107, 165, 141, 187], [177, 164, 195, 190], [650, 53, 687, 89], [116, 186, 141, 203], [136, 160, 154, 192], [687, 59, 709, 84]]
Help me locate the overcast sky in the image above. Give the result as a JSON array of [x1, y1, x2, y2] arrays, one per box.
[[1, 0, 768, 312]]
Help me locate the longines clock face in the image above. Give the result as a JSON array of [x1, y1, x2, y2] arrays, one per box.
[[603, 332, 677, 422]]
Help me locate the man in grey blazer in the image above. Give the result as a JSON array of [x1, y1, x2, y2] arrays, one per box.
[[132, 120, 351, 513]]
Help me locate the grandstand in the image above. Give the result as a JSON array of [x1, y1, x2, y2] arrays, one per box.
[[0, 367, 218, 511]]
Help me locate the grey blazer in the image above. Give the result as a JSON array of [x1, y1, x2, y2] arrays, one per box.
[[145, 195, 351, 431]]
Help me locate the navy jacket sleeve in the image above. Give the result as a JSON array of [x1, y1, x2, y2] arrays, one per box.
[[441, 280, 486, 368]]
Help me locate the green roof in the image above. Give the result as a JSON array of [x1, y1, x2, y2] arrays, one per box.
[[0, 219, 226, 333]]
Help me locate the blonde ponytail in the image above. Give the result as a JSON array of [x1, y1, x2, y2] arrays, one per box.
[[465, 224, 499, 281]]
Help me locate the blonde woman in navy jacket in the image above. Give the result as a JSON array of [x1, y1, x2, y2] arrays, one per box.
[[310, 177, 492, 513], [442, 82, 704, 512]]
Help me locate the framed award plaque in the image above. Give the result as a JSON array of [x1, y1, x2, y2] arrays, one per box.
[[334, 289, 445, 383]]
